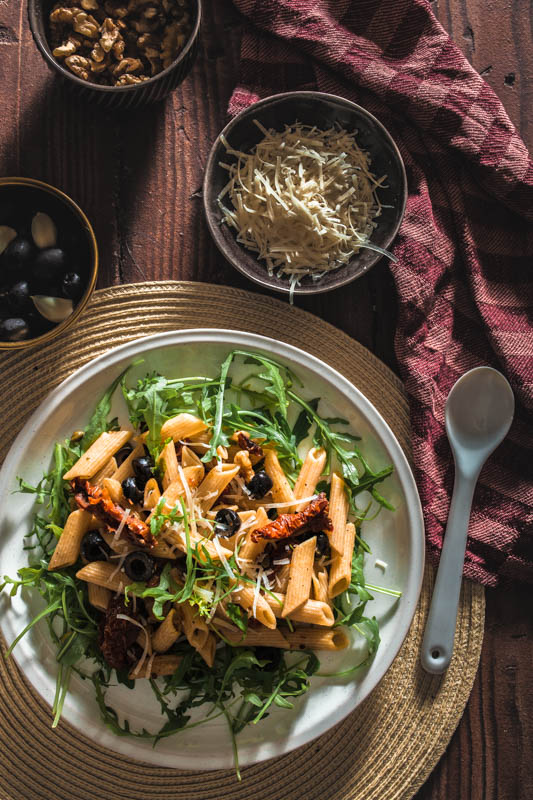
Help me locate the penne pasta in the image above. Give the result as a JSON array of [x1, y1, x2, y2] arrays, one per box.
[[264, 449, 295, 507], [130, 654, 182, 680], [312, 567, 330, 604], [143, 477, 161, 510], [181, 444, 203, 468], [328, 472, 349, 557], [102, 477, 126, 505], [111, 442, 144, 484], [180, 601, 210, 650], [265, 592, 334, 626], [87, 582, 111, 612], [230, 580, 277, 629], [63, 430, 133, 480], [328, 522, 356, 598], [92, 457, 117, 487], [152, 608, 181, 653], [292, 447, 326, 509], [48, 509, 98, 570], [236, 507, 269, 562], [195, 463, 239, 511], [281, 536, 316, 617], [273, 563, 290, 593], [160, 413, 208, 443], [196, 632, 216, 667], [221, 626, 290, 649], [75, 561, 127, 593], [284, 628, 350, 651], [159, 440, 180, 490], [151, 466, 204, 517]]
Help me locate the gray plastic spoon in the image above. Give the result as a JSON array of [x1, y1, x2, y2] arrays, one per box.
[[421, 366, 514, 674]]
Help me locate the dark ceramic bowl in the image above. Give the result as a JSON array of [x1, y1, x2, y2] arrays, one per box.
[[204, 91, 407, 296], [0, 177, 98, 350], [28, 0, 201, 109]]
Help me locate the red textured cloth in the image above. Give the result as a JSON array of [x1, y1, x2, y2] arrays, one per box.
[[228, 0, 533, 586]]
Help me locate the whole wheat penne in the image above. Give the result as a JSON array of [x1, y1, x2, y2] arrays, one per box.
[[111, 442, 144, 483], [129, 654, 182, 680], [237, 507, 269, 561], [264, 449, 294, 507], [196, 463, 239, 511], [265, 593, 334, 626], [284, 628, 350, 651], [196, 632, 216, 667], [150, 466, 204, 518], [152, 608, 181, 653], [293, 447, 326, 509], [143, 477, 161, 510], [312, 567, 330, 604], [101, 530, 179, 560], [221, 626, 290, 649], [159, 440, 180, 490], [273, 563, 290, 593], [328, 522, 356, 598], [329, 472, 349, 557], [181, 444, 203, 468], [231, 581, 277, 629], [87, 582, 111, 612], [63, 430, 133, 480], [160, 413, 208, 443], [281, 536, 316, 617], [92, 457, 117, 487], [102, 477, 126, 505], [162, 528, 232, 563], [76, 561, 128, 593], [180, 601, 210, 650], [48, 509, 98, 570]]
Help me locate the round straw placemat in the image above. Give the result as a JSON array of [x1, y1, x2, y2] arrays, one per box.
[[0, 282, 484, 800]]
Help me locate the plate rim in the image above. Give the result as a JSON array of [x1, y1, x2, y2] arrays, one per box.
[[0, 328, 425, 769]]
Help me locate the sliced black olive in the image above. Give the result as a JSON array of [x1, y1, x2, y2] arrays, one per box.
[[115, 443, 133, 466], [132, 455, 154, 488], [246, 469, 273, 499], [267, 508, 278, 520], [61, 271, 84, 301], [31, 247, 66, 283], [80, 530, 111, 563], [316, 532, 330, 557], [8, 280, 31, 312], [3, 236, 34, 272], [124, 551, 155, 583], [121, 476, 143, 504], [0, 317, 30, 342], [214, 508, 241, 536]]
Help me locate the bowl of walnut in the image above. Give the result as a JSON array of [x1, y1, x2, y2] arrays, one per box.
[[28, 0, 201, 108]]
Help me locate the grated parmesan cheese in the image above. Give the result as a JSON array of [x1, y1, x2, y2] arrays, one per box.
[[218, 121, 389, 283]]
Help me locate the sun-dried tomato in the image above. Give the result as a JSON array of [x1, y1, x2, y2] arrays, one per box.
[[237, 431, 264, 458], [72, 478, 154, 548], [98, 595, 141, 672], [251, 493, 333, 542]]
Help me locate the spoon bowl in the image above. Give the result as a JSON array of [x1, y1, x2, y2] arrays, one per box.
[[421, 366, 514, 674]]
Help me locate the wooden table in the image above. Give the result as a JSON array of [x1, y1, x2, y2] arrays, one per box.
[[1, 1, 532, 798]]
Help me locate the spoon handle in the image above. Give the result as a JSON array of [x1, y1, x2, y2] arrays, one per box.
[[420, 470, 477, 674]]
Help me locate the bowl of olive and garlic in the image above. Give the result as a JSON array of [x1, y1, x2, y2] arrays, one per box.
[[0, 177, 98, 349]]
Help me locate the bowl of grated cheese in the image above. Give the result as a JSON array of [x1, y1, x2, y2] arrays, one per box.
[[203, 91, 407, 298]]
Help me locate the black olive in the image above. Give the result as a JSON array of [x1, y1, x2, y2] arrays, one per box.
[[246, 469, 273, 499], [124, 551, 155, 583], [3, 236, 34, 272], [115, 444, 133, 466], [214, 508, 241, 536], [31, 247, 66, 283], [80, 530, 111, 562], [8, 280, 31, 312], [316, 532, 330, 557], [258, 552, 272, 570], [132, 455, 154, 488], [61, 271, 83, 301], [267, 508, 278, 520], [122, 476, 143, 504], [0, 317, 30, 342]]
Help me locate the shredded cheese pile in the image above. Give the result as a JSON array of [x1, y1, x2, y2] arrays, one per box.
[[217, 120, 387, 284]]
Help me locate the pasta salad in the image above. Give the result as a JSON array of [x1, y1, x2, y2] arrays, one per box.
[[2, 350, 399, 776]]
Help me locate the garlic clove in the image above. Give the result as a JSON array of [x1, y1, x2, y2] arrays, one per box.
[[31, 212, 57, 249], [31, 295, 74, 323], [0, 226, 17, 255]]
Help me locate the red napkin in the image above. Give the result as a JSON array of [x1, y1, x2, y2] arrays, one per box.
[[228, 0, 533, 586]]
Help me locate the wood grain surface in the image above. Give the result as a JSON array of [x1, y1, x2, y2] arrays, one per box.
[[0, 1, 532, 798]]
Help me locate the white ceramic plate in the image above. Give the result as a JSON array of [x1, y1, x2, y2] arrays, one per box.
[[0, 330, 424, 769]]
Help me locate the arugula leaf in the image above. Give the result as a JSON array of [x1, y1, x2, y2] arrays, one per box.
[[81, 367, 129, 451], [292, 397, 319, 446], [202, 351, 234, 462], [240, 351, 291, 420]]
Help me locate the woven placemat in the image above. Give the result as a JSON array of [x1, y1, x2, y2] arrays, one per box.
[[0, 282, 484, 800]]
